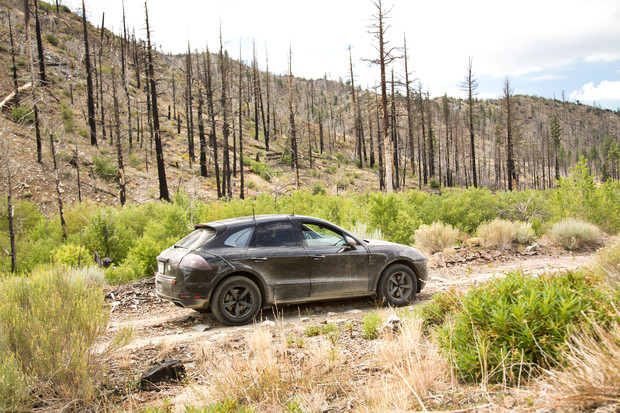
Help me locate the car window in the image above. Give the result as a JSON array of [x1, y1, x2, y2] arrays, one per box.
[[174, 228, 216, 250], [301, 223, 345, 247], [253, 222, 298, 247], [224, 227, 254, 247]]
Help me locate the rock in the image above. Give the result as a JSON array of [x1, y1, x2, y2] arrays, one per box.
[[382, 314, 401, 334], [102, 257, 114, 268], [525, 243, 541, 252], [300, 317, 309, 322], [326, 312, 338, 316], [260, 320, 276, 327], [140, 359, 185, 389], [481, 252, 493, 260], [463, 237, 484, 248], [345, 309, 363, 315], [191, 324, 211, 332]]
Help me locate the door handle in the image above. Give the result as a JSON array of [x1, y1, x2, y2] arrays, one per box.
[[251, 257, 267, 262], [311, 255, 325, 260]]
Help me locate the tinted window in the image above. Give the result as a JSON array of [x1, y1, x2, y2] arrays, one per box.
[[224, 227, 254, 247], [174, 228, 216, 250], [301, 223, 345, 247], [254, 222, 298, 247]]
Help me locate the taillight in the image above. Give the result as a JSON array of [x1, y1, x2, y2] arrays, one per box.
[[179, 254, 213, 271]]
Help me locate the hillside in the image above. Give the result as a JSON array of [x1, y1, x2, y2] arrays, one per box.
[[0, 0, 619, 216]]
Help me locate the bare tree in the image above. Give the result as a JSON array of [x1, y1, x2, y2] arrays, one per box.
[[349, 46, 364, 168], [219, 29, 232, 199], [368, 0, 398, 192], [112, 68, 127, 205], [204, 46, 222, 197], [403, 34, 416, 186], [8, 11, 19, 105], [288, 45, 300, 188], [145, 1, 169, 201], [185, 43, 195, 167], [459, 56, 479, 187], [82, 0, 97, 146], [49, 133, 67, 240], [503, 77, 517, 190], [238, 45, 245, 199], [33, 0, 47, 84]]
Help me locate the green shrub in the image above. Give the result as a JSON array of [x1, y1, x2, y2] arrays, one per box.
[[249, 160, 271, 182], [362, 311, 381, 339], [429, 178, 441, 189], [0, 352, 30, 413], [93, 155, 119, 181], [52, 243, 87, 266], [45, 33, 59, 47], [476, 219, 535, 249], [437, 270, 611, 384], [304, 322, 338, 337], [0, 267, 126, 410], [414, 222, 460, 253], [549, 218, 601, 250], [60, 103, 74, 132], [311, 183, 326, 195], [11, 105, 34, 125]]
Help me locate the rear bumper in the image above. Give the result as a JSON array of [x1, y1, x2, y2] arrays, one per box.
[[155, 274, 210, 310]]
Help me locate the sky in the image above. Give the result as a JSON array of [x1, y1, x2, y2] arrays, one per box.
[[65, 0, 620, 110]]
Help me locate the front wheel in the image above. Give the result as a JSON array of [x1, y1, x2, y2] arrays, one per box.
[[377, 264, 418, 307], [210, 276, 262, 325]]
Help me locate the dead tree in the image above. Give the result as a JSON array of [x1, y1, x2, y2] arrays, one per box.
[[112, 68, 127, 205], [8, 11, 19, 104], [49, 134, 67, 240], [369, 0, 397, 192], [459, 56, 478, 187], [503, 77, 517, 190], [98, 13, 107, 144], [219, 31, 232, 199], [82, 0, 97, 146], [238, 46, 245, 198], [204, 47, 222, 197], [403, 35, 415, 185], [264, 48, 272, 151], [349, 46, 364, 168], [145, 1, 169, 201], [185, 43, 195, 167], [33, 0, 47, 84], [121, 2, 133, 150], [288, 45, 300, 188], [196, 56, 208, 178]]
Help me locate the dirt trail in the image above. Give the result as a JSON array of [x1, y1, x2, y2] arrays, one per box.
[[107, 250, 595, 366]]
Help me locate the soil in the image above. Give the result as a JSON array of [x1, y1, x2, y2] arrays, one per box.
[[103, 245, 597, 411]]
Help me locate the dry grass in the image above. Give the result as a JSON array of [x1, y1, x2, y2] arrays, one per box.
[[414, 222, 460, 254], [476, 219, 535, 249], [595, 237, 620, 286], [350, 221, 385, 241], [536, 320, 620, 411], [549, 218, 601, 250], [186, 313, 447, 411]]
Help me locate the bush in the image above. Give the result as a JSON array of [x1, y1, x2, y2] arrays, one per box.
[[476, 219, 535, 249], [11, 105, 34, 125], [0, 267, 127, 410], [362, 311, 381, 339], [414, 222, 460, 253], [311, 183, 326, 195], [436, 270, 611, 384], [52, 243, 87, 266], [594, 238, 620, 286], [0, 352, 30, 413], [348, 221, 384, 241], [549, 218, 601, 250], [429, 178, 441, 189], [93, 155, 119, 182], [45, 33, 59, 47]]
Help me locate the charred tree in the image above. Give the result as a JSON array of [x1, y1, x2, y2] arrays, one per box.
[[204, 47, 222, 197], [82, 0, 97, 146], [264, 49, 271, 151], [98, 13, 107, 144], [185, 43, 195, 166], [403, 35, 415, 183], [288, 45, 300, 188], [33, 0, 47, 84], [219, 31, 232, 199], [238, 47, 245, 199], [49, 133, 67, 240], [145, 1, 169, 201], [112, 69, 127, 205], [8, 11, 19, 105], [459, 56, 478, 187], [503, 77, 517, 190], [349, 46, 364, 168]]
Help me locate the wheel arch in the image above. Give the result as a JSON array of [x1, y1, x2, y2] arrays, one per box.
[[376, 259, 422, 293], [209, 270, 269, 306]]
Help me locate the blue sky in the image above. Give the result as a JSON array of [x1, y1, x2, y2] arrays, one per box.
[[68, 0, 620, 110]]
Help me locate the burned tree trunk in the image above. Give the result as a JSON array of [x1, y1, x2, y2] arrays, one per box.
[[204, 48, 222, 198], [219, 31, 232, 198], [112, 69, 126, 205], [82, 0, 97, 146], [34, 0, 47, 84]]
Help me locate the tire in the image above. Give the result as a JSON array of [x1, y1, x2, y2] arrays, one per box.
[[377, 264, 418, 307], [210, 276, 262, 326]]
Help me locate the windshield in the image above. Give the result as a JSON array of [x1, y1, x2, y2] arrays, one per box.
[[174, 228, 216, 250]]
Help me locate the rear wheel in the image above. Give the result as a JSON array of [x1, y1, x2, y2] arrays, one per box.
[[377, 264, 418, 306], [210, 276, 261, 325]]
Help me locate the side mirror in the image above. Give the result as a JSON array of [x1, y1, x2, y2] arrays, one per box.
[[344, 235, 357, 250]]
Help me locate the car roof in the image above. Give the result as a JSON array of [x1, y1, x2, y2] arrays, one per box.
[[195, 214, 325, 231]]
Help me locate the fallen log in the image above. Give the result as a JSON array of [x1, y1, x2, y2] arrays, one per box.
[[0, 83, 33, 111]]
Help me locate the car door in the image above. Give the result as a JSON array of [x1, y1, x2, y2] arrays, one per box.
[[242, 221, 311, 303], [299, 221, 370, 298]]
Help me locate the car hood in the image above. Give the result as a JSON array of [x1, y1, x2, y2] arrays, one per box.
[[364, 239, 426, 261]]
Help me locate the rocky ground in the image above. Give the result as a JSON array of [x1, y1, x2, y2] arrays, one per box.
[[102, 244, 597, 411]]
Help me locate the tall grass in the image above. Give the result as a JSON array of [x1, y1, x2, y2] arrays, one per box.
[[476, 218, 535, 249], [549, 218, 601, 250], [0, 266, 129, 411], [414, 222, 460, 253], [594, 237, 620, 286]]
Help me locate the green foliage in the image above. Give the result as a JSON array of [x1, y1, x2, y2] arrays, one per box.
[[93, 155, 119, 182], [311, 183, 326, 195], [0, 352, 30, 413], [429, 178, 441, 189], [52, 243, 87, 266], [362, 311, 381, 339], [595, 238, 620, 285], [60, 103, 74, 132], [549, 218, 601, 250], [304, 322, 338, 337], [183, 398, 255, 412], [0, 267, 116, 409], [11, 105, 34, 125], [249, 160, 271, 181], [44, 33, 59, 47], [436, 270, 612, 384]]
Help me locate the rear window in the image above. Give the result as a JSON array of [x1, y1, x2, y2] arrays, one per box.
[[224, 227, 253, 247], [174, 228, 216, 250]]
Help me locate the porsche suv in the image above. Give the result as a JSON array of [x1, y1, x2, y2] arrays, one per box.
[[155, 214, 427, 325]]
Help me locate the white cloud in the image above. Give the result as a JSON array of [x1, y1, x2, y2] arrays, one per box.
[[570, 80, 620, 101]]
